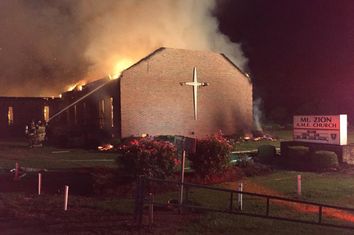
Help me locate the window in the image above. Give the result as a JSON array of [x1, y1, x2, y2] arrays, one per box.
[[99, 99, 105, 128], [110, 97, 114, 128], [7, 106, 13, 126], [43, 106, 50, 122]]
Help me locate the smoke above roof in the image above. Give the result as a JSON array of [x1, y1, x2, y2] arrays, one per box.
[[0, 0, 247, 97]]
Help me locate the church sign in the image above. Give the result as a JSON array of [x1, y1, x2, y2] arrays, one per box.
[[293, 115, 347, 145]]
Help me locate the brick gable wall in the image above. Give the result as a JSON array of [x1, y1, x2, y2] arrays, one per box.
[[120, 48, 252, 138]]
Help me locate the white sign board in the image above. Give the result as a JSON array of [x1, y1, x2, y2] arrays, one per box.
[[293, 115, 347, 145]]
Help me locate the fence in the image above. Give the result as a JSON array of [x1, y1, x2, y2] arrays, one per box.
[[135, 176, 354, 230]]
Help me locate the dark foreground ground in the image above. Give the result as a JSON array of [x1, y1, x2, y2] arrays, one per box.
[[0, 169, 204, 235]]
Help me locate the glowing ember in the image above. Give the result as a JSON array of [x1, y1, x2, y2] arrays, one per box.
[[77, 85, 83, 91], [244, 136, 251, 141], [98, 144, 114, 151], [238, 132, 277, 142]]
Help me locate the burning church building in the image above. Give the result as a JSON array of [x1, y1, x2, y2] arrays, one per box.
[[0, 48, 253, 146], [49, 47, 253, 146]]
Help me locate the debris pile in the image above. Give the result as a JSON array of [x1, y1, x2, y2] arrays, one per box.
[[98, 144, 114, 151], [241, 130, 278, 142]]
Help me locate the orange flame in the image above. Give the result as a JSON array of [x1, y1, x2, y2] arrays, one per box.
[[66, 80, 87, 92], [109, 58, 134, 79]]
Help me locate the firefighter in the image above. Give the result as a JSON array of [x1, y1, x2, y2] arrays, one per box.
[[36, 120, 46, 146], [25, 125, 29, 136], [28, 121, 36, 147]]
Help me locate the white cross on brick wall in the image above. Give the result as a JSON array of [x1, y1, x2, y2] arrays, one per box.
[[180, 67, 209, 120]]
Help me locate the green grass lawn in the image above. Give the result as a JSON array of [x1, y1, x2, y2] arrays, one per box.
[[179, 212, 354, 235], [1, 128, 352, 170], [247, 171, 354, 205], [0, 140, 117, 170], [175, 170, 354, 234]]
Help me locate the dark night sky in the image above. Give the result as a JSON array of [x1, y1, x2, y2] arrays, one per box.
[[1, 0, 354, 122], [217, 0, 354, 122]]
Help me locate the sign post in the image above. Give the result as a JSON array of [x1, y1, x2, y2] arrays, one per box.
[[238, 183, 243, 211], [38, 173, 42, 195], [14, 162, 19, 181], [179, 150, 186, 209], [64, 185, 69, 211], [297, 175, 301, 197]]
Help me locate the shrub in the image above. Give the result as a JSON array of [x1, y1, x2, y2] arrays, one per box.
[[188, 133, 232, 178], [282, 146, 310, 169], [310, 151, 339, 170], [117, 138, 179, 179], [257, 145, 276, 163]]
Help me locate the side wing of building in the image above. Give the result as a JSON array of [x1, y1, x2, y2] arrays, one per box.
[[50, 79, 121, 144], [0, 97, 59, 138]]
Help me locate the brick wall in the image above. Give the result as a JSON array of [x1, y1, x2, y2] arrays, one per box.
[[120, 48, 253, 138]]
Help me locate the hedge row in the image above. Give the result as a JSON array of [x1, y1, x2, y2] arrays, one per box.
[[117, 133, 232, 179], [282, 146, 339, 170], [256, 145, 339, 171]]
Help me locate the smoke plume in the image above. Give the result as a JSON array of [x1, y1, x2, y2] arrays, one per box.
[[0, 0, 247, 97], [253, 98, 263, 131]]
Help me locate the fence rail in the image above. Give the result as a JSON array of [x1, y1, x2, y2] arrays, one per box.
[[134, 176, 354, 230]]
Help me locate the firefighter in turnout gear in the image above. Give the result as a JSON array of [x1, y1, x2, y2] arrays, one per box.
[[36, 120, 46, 146], [27, 121, 36, 147], [26, 120, 46, 147]]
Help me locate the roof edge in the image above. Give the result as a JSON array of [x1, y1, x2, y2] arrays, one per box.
[[220, 53, 251, 83], [118, 47, 167, 79], [119, 47, 251, 84]]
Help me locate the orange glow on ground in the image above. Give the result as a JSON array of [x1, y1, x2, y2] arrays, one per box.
[[226, 181, 354, 225]]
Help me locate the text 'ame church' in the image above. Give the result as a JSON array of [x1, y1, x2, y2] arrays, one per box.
[[0, 48, 253, 146]]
